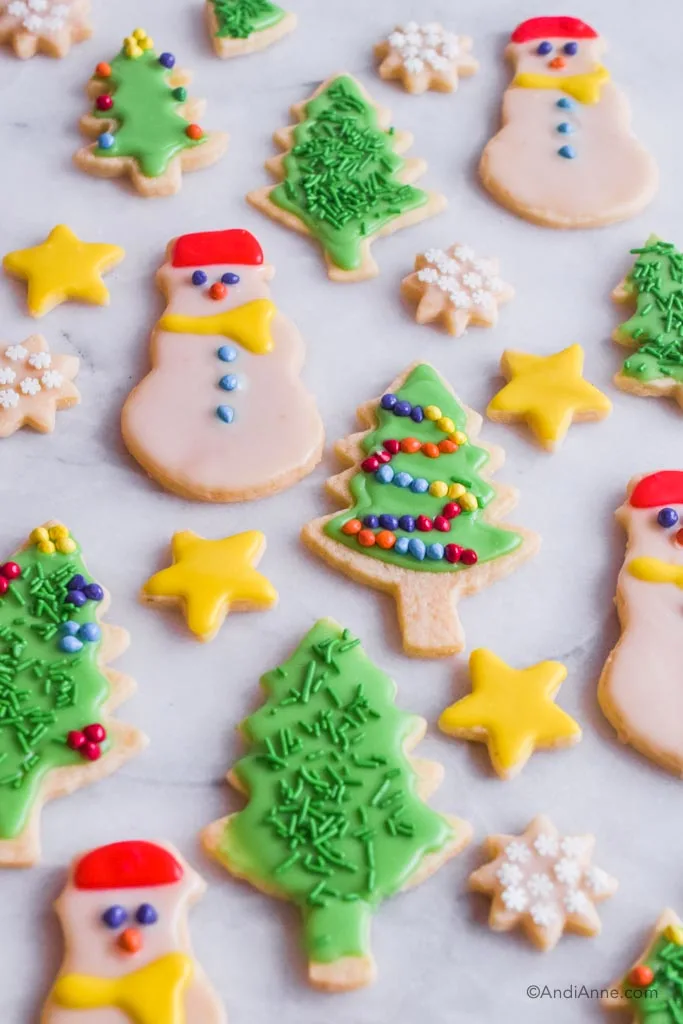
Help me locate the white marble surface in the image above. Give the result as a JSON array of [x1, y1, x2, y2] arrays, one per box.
[[0, 0, 680, 1020]]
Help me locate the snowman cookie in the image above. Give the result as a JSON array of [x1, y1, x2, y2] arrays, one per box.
[[599, 472, 683, 777], [480, 16, 657, 228], [0, 0, 91, 59], [43, 840, 225, 1023], [121, 229, 324, 502]]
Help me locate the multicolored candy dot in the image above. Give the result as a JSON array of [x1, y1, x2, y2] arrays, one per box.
[[217, 345, 237, 362], [192, 270, 208, 286], [102, 905, 128, 929], [221, 272, 240, 285], [558, 145, 576, 159], [219, 374, 238, 391], [136, 903, 158, 926], [563, 41, 578, 55], [408, 538, 425, 561], [657, 507, 679, 528], [217, 405, 234, 424], [98, 132, 115, 150], [628, 965, 654, 988], [537, 40, 553, 55], [159, 52, 176, 68], [172, 86, 187, 102]]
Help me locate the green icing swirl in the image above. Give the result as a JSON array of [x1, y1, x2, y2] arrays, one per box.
[[219, 620, 454, 965], [324, 364, 523, 573], [624, 934, 683, 1022], [0, 537, 110, 839], [618, 237, 683, 383], [270, 76, 429, 272], [210, 0, 286, 38], [92, 48, 205, 179]]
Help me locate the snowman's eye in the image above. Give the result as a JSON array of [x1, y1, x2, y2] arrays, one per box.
[[563, 41, 578, 55], [102, 905, 128, 929], [135, 903, 158, 926], [657, 507, 679, 528], [191, 270, 208, 286], [536, 41, 553, 55], [221, 272, 240, 285]]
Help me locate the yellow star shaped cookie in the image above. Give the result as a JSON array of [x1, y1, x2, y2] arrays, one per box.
[[487, 344, 612, 451], [3, 224, 125, 318], [438, 649, 581, 778], [141, 530, 278, 642]]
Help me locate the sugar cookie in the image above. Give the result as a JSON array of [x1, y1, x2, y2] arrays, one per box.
[[603, 908, 683, 1021], [374, 22, 478, 94], [0, 0, 91, 58], [206, 0, 296, 58], [0, 334, 79, 436]]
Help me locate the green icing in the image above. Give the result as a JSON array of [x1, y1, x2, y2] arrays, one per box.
[[270, 76, 429, 272], [324, 364, 523, 573], [92, 48, 205, 179], [210, 0, 286, 38], [219, 620, 454, 965], [0, 534, 110, 839], [624, 934, 683, 1022], [617, 237, 683, 384]]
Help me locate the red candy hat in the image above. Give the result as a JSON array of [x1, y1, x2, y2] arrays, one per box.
[[74, 841, 184, 890], [511, 17, 598, 43], [630, 471, 683, 508], [171, 228, 264, 268]]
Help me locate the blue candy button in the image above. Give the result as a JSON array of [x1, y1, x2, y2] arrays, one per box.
[[558, 145, 577, 159], [216, 405, 234, 423]]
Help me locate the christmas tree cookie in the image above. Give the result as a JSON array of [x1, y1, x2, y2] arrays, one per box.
[[0, 523, 146, 867], [0, 0, 91, 58], [0, 334, 79, 437], [247, 74, 446, 281], [75, 29, 228, 197], [43, 841, 225, 1024], [206, 0, 296, 58], [612, 237, 683, 407], [604, 909, 683, 1021], [202, 619, 472, 992], [302, 364, 540, 658]]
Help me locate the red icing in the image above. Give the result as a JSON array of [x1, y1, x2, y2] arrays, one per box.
[[629, 471, 683, 509], [510, 17, 598, 43], [171, 229, 264, 268], [74, 841, 184, 890]]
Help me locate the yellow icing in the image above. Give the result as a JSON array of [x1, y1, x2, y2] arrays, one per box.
[[627, 557, 683, 587], [512, 65, 610, 105], [487, 344, 612, 450], [438, 648, 581, 777], [52, 952, 193, 1024], [2, 225, 125, 318], [142, 529, 278, 641], [159, 299, 276, 354]]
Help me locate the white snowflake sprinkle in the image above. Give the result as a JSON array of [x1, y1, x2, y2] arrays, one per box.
[[496, 862, 523, 887], [438, 275, 458, 293], [19, 376, 41, 396], [0, 389, 19, 410], [564, 889, 591, 915], [471, 289, 491, 307], [0, 368, 17, 386], [424, 248, 447, 265], [561, 836, 589, 859], [7, 0, 69, 31], [501, 885, 528, 912], [27, 352, 51, 370], [533, 834, 559, 858], [41, 370, 63, 389], [404, 57, 425, 75], [4, 345, 28, 362], [554, 858, 582, 886], [403, 21, 420, 33], [388, 31, 406, 48], [450, 290, 471, 309], [505, 841, 531, 864], [462, 272, 483, 289], [527, 873, 555, 898], [454, 245, 475, 262], [417, 267, 440, 285], [386, 22, 466, 77], [583, 866, 611, 894], [530, 902, 558, 928]]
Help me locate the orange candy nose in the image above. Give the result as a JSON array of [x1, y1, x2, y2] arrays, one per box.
[[549, 56, 566, 69], [209, 282, 227, 301], [117, 927, 143, 954]]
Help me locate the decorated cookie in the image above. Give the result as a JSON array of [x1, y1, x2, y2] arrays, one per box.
[[603, 909, 683, 1021], [487, 344, 612, 451], [3, 225, 124, 318], [479, 16, 657, 228], [202, 619, 472, 992], [374, 22, 478, 95], [438, 649, 581, 779], [206, 0, 296, 58], [75, 30, 228, 198], [0, 335, 79, 436], [43, 840, 225, 1023], [469, 815, 617, 951], [597, 472, 683, 776], [121, 229, 323, 502], [247, 74, 447, 282], [142, 530, 278, 642], [302, 364, 540, 658], [0, 523, 146, 867], [401, 244, 513, 338], [0, 0, 91, 58], [612, 237, 683, 405]]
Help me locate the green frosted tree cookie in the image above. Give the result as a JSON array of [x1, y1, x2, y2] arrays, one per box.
[[207, 0, 296, 58]]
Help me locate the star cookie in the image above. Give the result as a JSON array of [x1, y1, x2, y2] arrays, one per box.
[[487, 344, 612, 451], [0, 334, 79, 437], [375, 22, 478, 95], [141, 530, 278, 642], [3, 224, 124, 317], [0, 0, 92, 59], [469, 815, 617, 951], [603, 909, 683, 1020], [401, 245, 513, 338], [438, 649, 581, 779]]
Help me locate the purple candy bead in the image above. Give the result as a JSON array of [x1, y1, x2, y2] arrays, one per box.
[[67, 574, 87, 591], [159, 52, 176, 68], [380, 393, 398, 410], [410, 406, 424, 423], [394, 400, 412, 417], [399, 515, 416, 533], [83, 583, 104, 602], [379, 514, 399, 530], [363, 515, 379, 529], [66, 590, 87, 608]]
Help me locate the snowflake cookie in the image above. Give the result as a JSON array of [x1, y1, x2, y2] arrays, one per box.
[[401, 245, 513, 338], [0, 334, 79, 437], [0, 0, 91, 59], [469, 814, 617, 951], [375, 22, 478, 95]]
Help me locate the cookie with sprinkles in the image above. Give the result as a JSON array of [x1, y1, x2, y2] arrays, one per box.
[[201, 619, 472, 992], [375, 22, 478, 95], [75, 29, 228, 198], [206, 0, 296, 58], [401, 244, 513, 337], [0, 0, 91, 59], [0, 522, 146, 867], [301, 364, 539, 658], [247, 74, 447, 282], [0, 334, 79, 437], [603, 909, 683, 1022]]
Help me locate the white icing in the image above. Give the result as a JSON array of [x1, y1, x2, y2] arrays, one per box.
[[496, 862, 523, 886], [505, 840, 531, 863], [416, 245, 507, 313], [533, 833, 559, 857], [564, 889, 591, 915], [28, 351, 51, 369], [19, 376, 41, 396], [554, 858, 581, 886], [41, 370, 63, 389], [527, 872, 554, 898], [4, 345, 27, 361], [501, 884, 528, 912], [529, 902, 558, 928], [560, 836, 589, 858], [583, 865, 611, 894], [0, 389, 19, 409], [0, 368, 17, 385], [384, 22, 464, 75], [5, 0, 71, 32]]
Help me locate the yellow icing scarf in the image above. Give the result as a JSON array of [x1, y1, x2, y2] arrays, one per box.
[[159, 298, 276, 354], [52, 952, 193, 1024], [628, 557, 683, 587], [513, 65, 610, 105]]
